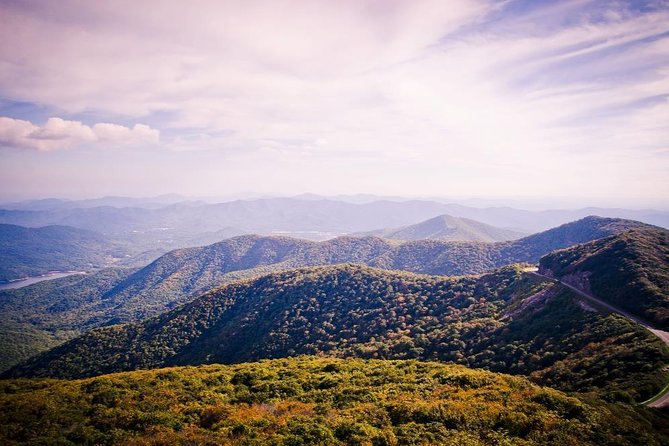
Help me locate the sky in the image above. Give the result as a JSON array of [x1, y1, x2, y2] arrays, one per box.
[[0, 0, 668, 208]]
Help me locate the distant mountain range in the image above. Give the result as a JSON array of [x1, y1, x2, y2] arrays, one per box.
[[0, 196, 666, 280], [0, 200, 648, 283], [0, 216, 653, 371], [1, 196, 667, 237], [354, 214, 526, 241], [0, 194, 196, 211]]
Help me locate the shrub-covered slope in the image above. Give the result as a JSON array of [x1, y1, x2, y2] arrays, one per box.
[[353, 214, 526, 241], [540, 227, 669, 329], [2, 357, 669, 446], [7, 264, 667, 402]]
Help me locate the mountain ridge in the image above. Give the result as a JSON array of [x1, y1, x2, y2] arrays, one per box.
[[7, 263, 668, 404], [0, 216, 654, 371], [353, 214, 526, 242], [540, 226, 669, 329], [1, 197, 668, 236]]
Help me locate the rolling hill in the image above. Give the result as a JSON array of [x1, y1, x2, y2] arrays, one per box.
[[0, 224, 122, 282], [353, 214, 526, 241], [2, 357, 668, 446], [65, 216, 657, 325], [0, 216, 654, 371], [540, 227, 669, 329], [7, 264, 667, 403]]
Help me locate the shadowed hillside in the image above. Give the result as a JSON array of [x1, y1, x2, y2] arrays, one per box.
[[540, 227, 669, 329]]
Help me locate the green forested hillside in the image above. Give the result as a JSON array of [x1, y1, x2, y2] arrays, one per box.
[[353, 214, 526, 241], [0, 224, 122, 281], [18, 216, 655, 325], [2, 357, 668, 446], [540, 227, 669, 329], [500, 215, 653, 264], [0, 216, 655, 372], [7, 264, 667, 402], [0, 268, 136, 371]]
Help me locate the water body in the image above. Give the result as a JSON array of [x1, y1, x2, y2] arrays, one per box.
[[0, 271, 85, 290]]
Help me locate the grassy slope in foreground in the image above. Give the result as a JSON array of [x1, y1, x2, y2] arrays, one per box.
[[540, 227, 669, 329], [7, 264, 668, 402], [2, 357, 669, 446]]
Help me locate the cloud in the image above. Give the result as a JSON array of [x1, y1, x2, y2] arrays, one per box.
[[0, 117, 159, 150], [0, 1, 667, 201], [92, 122, 159, 144]]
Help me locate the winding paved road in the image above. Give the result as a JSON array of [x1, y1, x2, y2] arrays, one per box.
[[526, 269, 669, 408]]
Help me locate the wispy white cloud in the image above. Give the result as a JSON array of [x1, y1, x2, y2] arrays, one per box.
[[0, 117, 159, 150], [0, 0, 667, 201]]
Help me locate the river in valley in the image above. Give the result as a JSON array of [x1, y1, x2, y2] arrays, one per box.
[[0, 271, 86, 290]]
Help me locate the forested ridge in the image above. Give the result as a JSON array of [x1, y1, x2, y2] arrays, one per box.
[[0, 216, 648, 372], [540, 227, 669, 329], [7, 264, 667, 403], [2, 357, 669, 446]]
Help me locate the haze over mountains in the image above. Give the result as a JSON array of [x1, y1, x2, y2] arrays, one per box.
[[0, 224, 120, 281], [2, 195, 668, 236], [0, 194, 193, 211], [1, 194, 668, 283]]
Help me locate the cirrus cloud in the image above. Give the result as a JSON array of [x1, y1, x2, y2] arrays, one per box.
[[0, 1, 667, 203], [0, 117, 159, 151]]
